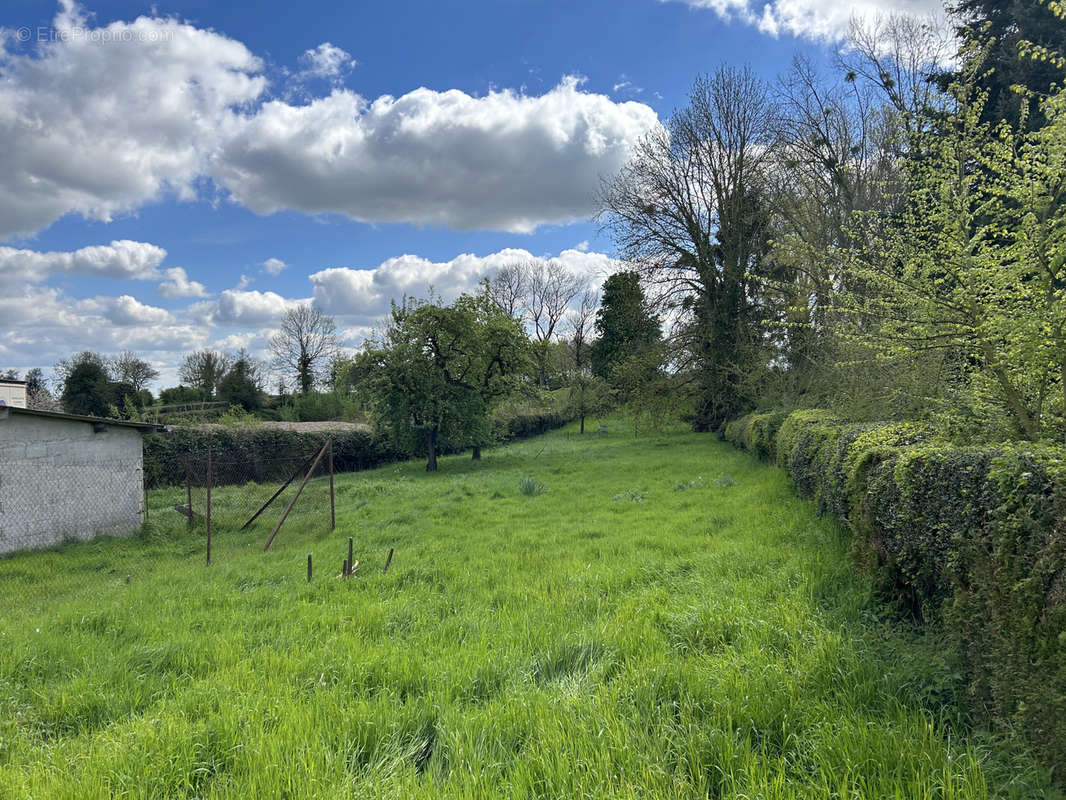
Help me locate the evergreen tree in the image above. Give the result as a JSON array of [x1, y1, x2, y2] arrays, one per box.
[[589, 271, 661, 381]]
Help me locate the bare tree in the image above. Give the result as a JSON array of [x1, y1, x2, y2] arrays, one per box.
[[567, 288, 599, 374], [525, 260, 585, 346], [270, 304, 340, 393], [838, 13, 953, 142], [488, 263, 527, 319], [179, 350, 231, 397], [113, 351, 159, 391]]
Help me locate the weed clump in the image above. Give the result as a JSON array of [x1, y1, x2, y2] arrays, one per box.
[[712, 474, 736, 488], [518, 476, 546, 496]]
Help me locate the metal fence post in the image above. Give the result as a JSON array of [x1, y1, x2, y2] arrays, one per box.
[[329, 438, 335, 531]]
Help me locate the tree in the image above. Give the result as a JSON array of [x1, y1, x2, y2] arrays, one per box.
[[61, 359, 110, 417], [356, 293, 530, 471], [942, 0, 1066, 130], [589, 272, 660, 382], [270, 304, 340, 394], [24, 368, 59, 411], [54, 351, 110, 390], [112, 351, 159, 392], [600, 66, 776, 430], [179, 350, 230, 397], [488, 260, 587, 386], [566, 288, 609, 434], [217, 351, 265, 411]]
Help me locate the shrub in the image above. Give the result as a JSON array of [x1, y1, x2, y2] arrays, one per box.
[[722, 409, 1066, 775]]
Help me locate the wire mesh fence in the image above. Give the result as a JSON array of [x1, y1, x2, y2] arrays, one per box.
[[169, 440, 336, 561]]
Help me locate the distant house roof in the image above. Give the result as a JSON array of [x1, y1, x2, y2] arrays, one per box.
[[0, 379, 27, 385], [0, 406, 165, 433]]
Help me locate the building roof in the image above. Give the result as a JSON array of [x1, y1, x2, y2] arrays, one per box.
[[0, 405, 165, 433], [0, 378, 26, 385]]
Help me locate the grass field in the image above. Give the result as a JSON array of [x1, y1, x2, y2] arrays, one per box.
[[0, 421, 1059, 798]]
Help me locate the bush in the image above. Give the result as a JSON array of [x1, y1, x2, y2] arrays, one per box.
[[722, 409, 1066, 776]]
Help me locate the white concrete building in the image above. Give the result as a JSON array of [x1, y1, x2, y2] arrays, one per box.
[[0, 407, 161, 555], [0, 379, 27, 409]]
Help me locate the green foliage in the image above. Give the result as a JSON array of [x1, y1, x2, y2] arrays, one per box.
[[356, 292, 533, 470], [589, 271, 660, 381], [158, 386, 211, 405], [216, 358, 264, 412], [517, 476, 546, 496], [60, 359, 111, 417], [277, 390, 360, 422], [725, 408, 1066, 774]]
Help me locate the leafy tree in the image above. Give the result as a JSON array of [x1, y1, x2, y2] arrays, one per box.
[[217, 354, 264, 412], [179, 350, 230, 397], [356, 293, 530, 470], [24, 368, 59, 411], [942, 0, 1066, 129], [589, 272, 660, 382], [159, 385, 211, 404], [61, 359, 111, 417], [270, 304, 339, 394]]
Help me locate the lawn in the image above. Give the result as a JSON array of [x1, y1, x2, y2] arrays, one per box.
[[0, 421, 1058, 798]]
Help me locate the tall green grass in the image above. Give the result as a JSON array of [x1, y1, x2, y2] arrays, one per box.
[[0, 421, 1058, 798]]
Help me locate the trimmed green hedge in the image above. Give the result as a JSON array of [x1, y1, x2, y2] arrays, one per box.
[[724, 410, 1066, 778], [144, 410, 574, 489]]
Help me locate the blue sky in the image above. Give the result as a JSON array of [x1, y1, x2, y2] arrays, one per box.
[[0, 0, 939, 388]]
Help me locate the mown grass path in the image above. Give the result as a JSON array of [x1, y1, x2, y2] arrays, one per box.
[[0, 422, 1058, 798]]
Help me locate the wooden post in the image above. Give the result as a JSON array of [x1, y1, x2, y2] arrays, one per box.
[[185, 456, 193, 528], [307, 553, 312, 582], [263, 442, 329, 551], [206, 446, 212, 566], [347, 537, 353, 579], [329, 438, 336, 531], [383, 547, 394, 574]]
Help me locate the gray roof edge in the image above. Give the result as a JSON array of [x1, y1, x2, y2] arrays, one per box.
[[0, 406, 166, 433]]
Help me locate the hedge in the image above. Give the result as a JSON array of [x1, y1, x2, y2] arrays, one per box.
[[724, 410, 1066, 778], [144, 410, 574, 489]]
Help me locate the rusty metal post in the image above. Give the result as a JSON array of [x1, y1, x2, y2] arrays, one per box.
[[347, 537, 353, 578], [263, 441, 329, 551], [206, 445, 212, 566], [383, 547, 394, 574], [307, 553, 312, 582], [329, 438, 335, 531]]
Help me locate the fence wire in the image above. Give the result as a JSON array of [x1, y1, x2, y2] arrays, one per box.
[[174, 442, 335, 552]]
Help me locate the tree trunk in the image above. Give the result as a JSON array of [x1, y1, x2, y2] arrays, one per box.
[[580, 415, 585, 434], [426, 427, 438, 471], [472, 446, 481, 460]]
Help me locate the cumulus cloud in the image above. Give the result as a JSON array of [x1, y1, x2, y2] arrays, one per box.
[[0, 4, 659, 237], [0, 240, 167, 282], [218, 77, 659, 232], [298, 43, 355, 82], [0, 6, 265, 238], [261, 257, 287, 275], [666, 0, 943, 41], [310, 246, 619, 328], [157, 267, 209, 299], [209, 288, 307, 326]]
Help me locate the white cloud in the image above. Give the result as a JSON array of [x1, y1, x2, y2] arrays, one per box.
[[0, 5, 265, 238], [218, 77, 659, 233], [0, 5, 659, 237], [0, 240, 167, 282], [96, 294, 174, 326], [261, 257, 287, 275], [310, 246, 619, 328], [666, 0, 942, 41], [298, 43, 355, 82], [157, 266, 209, 299], [210, 288, 307, 326]]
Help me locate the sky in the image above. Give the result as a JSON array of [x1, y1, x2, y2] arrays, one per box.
[[0, 0, 943, 391]]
